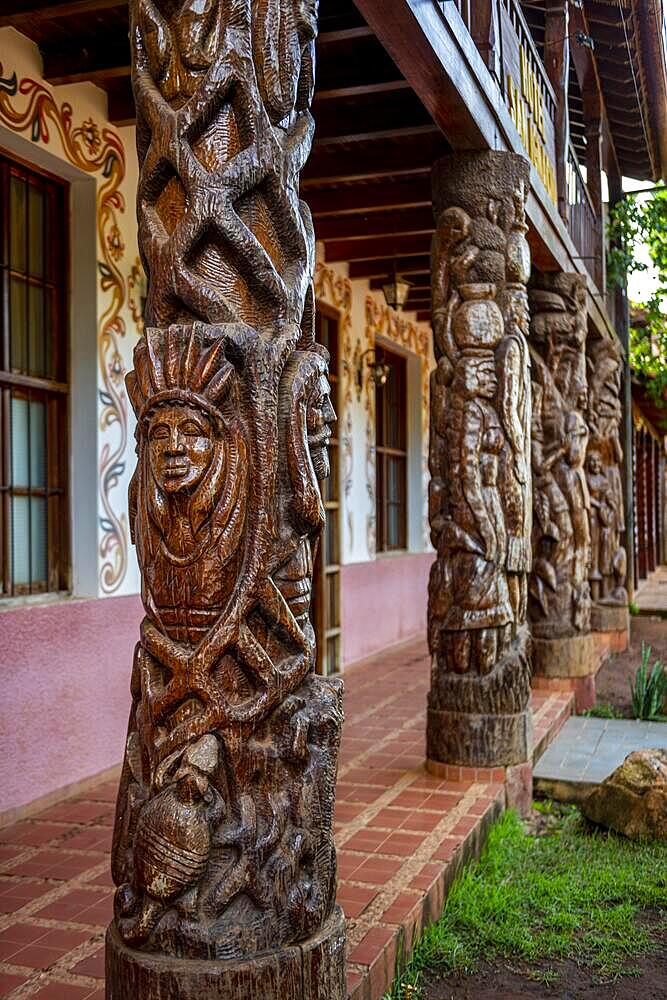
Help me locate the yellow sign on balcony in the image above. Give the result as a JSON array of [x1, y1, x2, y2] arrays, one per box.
[[507, 43, 557, 205]]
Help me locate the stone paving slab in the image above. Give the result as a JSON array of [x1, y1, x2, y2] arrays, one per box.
[[534, 716, 667, 802], [635, 565, 667, 615], [0, 639, 573, 1000]]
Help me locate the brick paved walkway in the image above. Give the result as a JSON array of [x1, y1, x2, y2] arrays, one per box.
[[0, 639, 572, 1000]]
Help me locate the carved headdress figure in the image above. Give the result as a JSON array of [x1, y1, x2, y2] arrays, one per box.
[[108, 2, 347, 996]]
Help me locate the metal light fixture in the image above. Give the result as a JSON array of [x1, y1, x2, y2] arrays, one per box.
[[575, 28, 595, 50], [352, 347, 391, 400], [381, 264, 411, 311]]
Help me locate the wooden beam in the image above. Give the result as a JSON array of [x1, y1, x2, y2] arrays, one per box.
[[106, 78, 135, 126], [0, 0, 122, 27], [416, 310, 431, 323], [544, 1, 569, 221], [348, 254, 431, 279], [42, 38, 130, 85], [313, 124, 439, 148], [316, 206, 434, 241], [369, 277, 430, 293], [325, 232, 430, 262], [313, 80, 410, 102], [302, 132, 448, 186], [305, 177, 431, 217]]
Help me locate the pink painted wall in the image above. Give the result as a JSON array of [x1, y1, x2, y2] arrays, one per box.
[[1, 595, 141, 816], [341, 552, 434, 667]]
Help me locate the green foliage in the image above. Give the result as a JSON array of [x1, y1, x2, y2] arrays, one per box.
[[583, 702, 624, 720], [629, 643, 667, 721], [629, 601, 640, 617], [607, 187, 667, 413], [385, 807, 667, 999]]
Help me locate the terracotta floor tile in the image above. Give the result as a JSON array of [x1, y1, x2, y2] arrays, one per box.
[[380, 832, 423, 857], [342, 830, 387, 853], [37, 803, 114, 825], [349, 925, 395, 966], [71, 946, 105, 978], [0, 972, 29, 994], [9, 941, 70, 968], [0, 923, 50, 946], [0, 823, 66, 848], [353, 857, 404, 884], [400, 811, 444, 833], [34, 888, 110, 923], [37, 928, 92, 951], [380, 890, 421, 925], [31, 983, 92, 999]]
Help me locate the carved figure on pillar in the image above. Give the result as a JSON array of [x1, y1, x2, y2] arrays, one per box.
[[106, 2, 347, 997], [428, 153, 533, 769], [586, 336, 628, 631], [529, 273, 596, 679]]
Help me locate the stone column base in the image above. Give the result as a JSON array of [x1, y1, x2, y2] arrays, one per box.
[[106, 907, 346, 1000], [426, 708, 532, 768]]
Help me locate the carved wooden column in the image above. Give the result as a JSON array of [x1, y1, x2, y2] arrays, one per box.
[[586, 335, 629, 638], [428, 152, 533, 775], [105, 3, 347, 997], [529, 272, 597, 702]]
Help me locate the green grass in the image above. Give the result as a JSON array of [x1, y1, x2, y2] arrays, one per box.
[[385, 806, 667, 999], [583, 702, 624, 719]]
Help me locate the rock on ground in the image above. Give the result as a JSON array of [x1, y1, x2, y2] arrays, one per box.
[[582, 748, 667, 841]]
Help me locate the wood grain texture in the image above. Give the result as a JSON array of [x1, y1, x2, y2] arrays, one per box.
[[107, 1, 346, 994], [427, 152, 533, 768], [586, 335, 628, 623], [529, 272, 593, 653]]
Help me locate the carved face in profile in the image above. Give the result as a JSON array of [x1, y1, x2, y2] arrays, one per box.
[[148, 403, 215, 494], [564, 412, 589, 469], [462, 356, 497, 400], [307, 372, 336, 481]]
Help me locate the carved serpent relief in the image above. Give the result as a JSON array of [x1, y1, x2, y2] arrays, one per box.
[[529, 273, 592, 640], [428, 153, 532, 768], [109, 1, 346, 988]]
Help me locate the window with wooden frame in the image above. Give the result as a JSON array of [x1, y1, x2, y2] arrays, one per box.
[[0, 154, 69, 597], [375, 345, 407, 553], [310, 305, 341, 675]]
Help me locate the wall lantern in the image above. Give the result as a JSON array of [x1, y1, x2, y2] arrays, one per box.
[[381, 268, 411, 311], [355, 348, 391, 400]]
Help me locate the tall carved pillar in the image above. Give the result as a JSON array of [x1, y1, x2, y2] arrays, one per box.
[[586, 335, 629, 639], [528, 273, 597, 693], [105, 3, 346, 998], [428, 152, 533, 772]]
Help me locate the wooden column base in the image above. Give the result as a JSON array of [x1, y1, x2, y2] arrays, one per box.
[[106, 907, 346, 1000], [426, 708, 533, 768], [532, 633, 596, 679], [590, 603, 629, 634]]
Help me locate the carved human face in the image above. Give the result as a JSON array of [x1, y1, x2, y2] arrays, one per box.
[[307, 373, 336, 481], [465, 357, 497, 399], [587, 452, 602, 475], [565, 413, 589, 469], [148, 403, 215, 494]]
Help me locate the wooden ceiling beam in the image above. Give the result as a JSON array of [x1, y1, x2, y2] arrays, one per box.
[[316, 206, 434, 241], [305, 176, 432, 217], [313, 124, 439, 149], [42, 38, 129, 85], [369, 277, 430, 293], [0, 0, 122, 27], [416, 311, 431, 323], [302, 133, 448, 187], [324, 232, 430, 262], [348, 254, 431, 279]]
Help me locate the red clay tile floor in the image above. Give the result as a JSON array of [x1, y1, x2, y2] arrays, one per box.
[[0, 638, 572, 1000]]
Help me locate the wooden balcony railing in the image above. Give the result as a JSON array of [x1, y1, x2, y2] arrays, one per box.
[[432, 0, 606, 294], [566, 142, 603, 290]]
